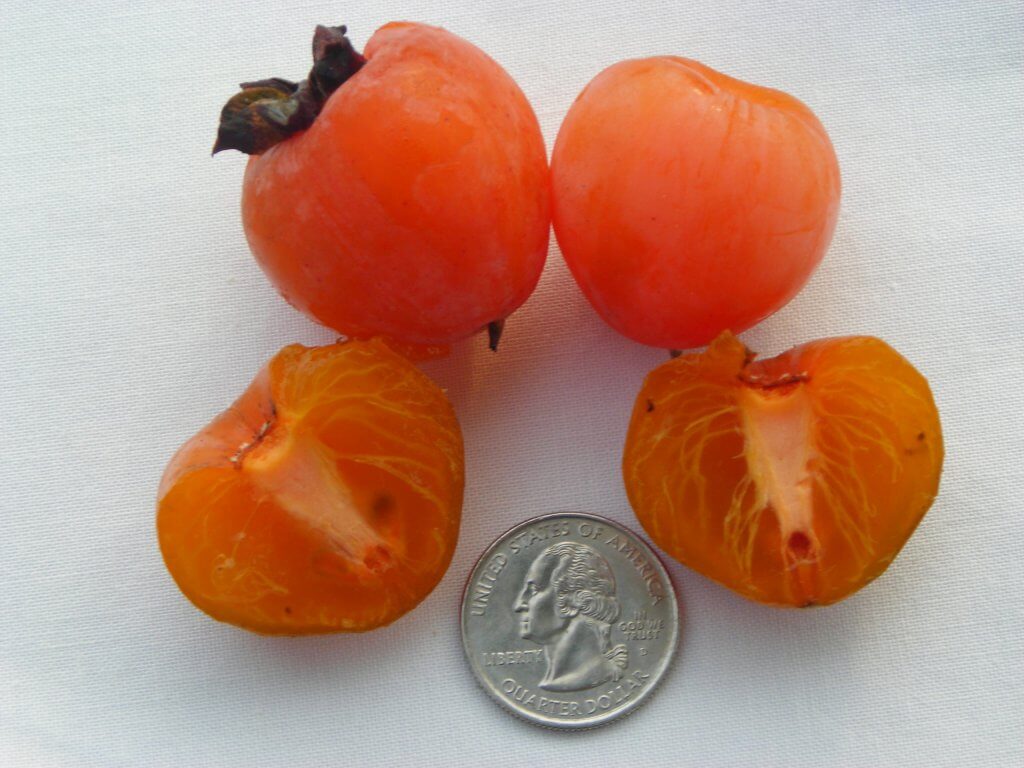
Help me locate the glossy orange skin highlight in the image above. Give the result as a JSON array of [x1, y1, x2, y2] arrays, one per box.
[[242, 23, 550, 345], [157, 339, 464, 634], [552, 58, 841, 349], [624, 332, 943, 606]]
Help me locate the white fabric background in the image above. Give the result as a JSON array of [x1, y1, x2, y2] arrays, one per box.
[[2, 1, 1022, 766]]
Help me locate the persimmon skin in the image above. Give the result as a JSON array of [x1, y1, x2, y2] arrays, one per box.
[[157, 339, 464, 634], [551, 58, 841, 349], [623, 332, 943, 607], [241, 23, 550, 345]]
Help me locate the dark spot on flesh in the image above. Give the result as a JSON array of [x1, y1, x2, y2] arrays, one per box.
[[372, 494, 395, 520], [906, 432, 928, 454], [646, 399, 655, 413], [284, 606, 292, 615]]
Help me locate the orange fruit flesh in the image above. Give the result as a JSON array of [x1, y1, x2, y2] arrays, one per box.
[[157, 339, 464, 634], [624, 332, 943, 606]]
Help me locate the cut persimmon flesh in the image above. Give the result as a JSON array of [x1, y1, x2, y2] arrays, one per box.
[[624, 332, 943, 607], [157, 339, 464, 634]]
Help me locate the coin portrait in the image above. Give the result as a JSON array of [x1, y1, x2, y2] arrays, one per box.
[[515, 541, 629, 692], [462, 512, 679, 729]]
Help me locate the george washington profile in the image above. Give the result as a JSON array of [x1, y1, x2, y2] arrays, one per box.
[[514, 541, 628, 692]]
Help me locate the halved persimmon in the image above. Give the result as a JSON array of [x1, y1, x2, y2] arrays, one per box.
[[157, 339, 464, 634], [623, 332, 943, 607]]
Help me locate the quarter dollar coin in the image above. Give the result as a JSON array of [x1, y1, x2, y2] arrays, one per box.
[[461, 512, 679, 729]]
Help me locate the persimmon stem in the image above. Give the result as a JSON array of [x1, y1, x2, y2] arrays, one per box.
[[213, 25, 366, 156], [487, 320, 505, 352]]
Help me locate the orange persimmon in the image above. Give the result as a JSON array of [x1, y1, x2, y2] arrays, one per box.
[[214, 23, 550, 349], [551, 57, 841, 349], [623, 332, 943, 606], [157, 339, 464, 634]]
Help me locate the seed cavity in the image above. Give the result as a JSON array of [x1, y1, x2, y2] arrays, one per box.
[[787, 531, 813, 560], [363, 545, 393, 573]]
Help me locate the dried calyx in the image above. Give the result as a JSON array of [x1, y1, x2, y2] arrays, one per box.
[[213, 25, 365, 156]]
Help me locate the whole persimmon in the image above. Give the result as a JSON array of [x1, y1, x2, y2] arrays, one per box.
[[157, 339, 464, 634], [551, 58, 841, 349], [214, 23, 550, 349], [623, 332, 943, 606]]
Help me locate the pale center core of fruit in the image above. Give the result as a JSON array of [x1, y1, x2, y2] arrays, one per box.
[[738, 385, 818, 565], [244, 426, 389, 566]]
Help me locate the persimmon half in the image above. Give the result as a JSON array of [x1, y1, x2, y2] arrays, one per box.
[[214, 23, 550, 349], [551, 57, 841, 349], [157, 339, 464, 634], [623, 332, 943, 607]]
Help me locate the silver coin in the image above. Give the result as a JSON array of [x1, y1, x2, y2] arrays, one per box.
[[461, 512, 679, 729]]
